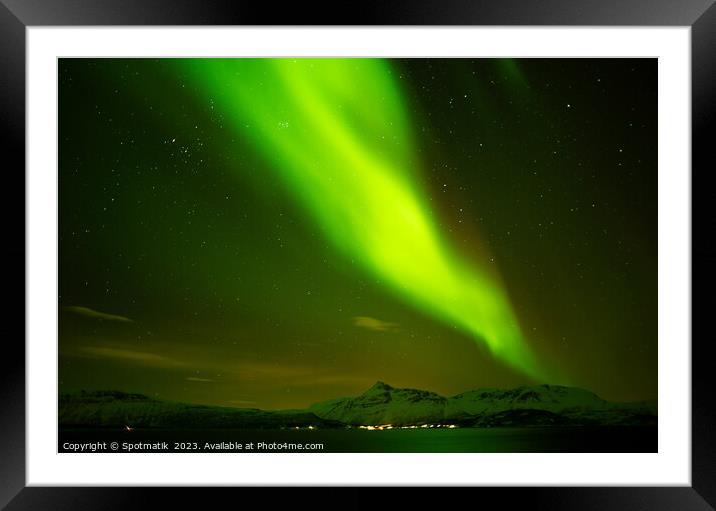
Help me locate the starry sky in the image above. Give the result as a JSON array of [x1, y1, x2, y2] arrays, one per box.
[[58, 58, 657, 409]]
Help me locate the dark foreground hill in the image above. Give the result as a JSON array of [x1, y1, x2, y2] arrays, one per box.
[[59, 383, 657, 429], [58, 390, 342, 429]]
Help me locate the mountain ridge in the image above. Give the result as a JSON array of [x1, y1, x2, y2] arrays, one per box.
[[59, 382, 657, 429], [308, 381, 656, 427]]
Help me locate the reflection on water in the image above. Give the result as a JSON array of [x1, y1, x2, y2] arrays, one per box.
[[59, 425, 657, 453]]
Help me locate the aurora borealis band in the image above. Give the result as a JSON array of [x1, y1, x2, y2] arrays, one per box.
[[59, 58, 657, 409], [181, 59, 542, 379]]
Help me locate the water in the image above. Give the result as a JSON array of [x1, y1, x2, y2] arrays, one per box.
[[59, 425, 656, 453]]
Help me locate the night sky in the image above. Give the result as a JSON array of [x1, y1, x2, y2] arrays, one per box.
[[58, 58, 657, 409]]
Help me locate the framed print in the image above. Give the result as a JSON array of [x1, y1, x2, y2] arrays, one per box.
[[2, 0, 714, 508]]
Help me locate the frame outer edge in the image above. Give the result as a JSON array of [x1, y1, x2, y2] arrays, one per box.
[[0, 0, 716, 26], [692, 1, 716, 509], [0, 0, 713, 508], [0, 1, 27, 510]]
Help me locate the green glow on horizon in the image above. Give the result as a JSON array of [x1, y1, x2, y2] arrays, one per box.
[[181, 58, 547, 380]]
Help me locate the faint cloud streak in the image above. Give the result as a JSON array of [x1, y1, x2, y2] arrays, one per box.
[[353, 316, 399, 332], [63, 306, 134, 323], [227, 399, 257, 406], [76, 346, 185, 368]]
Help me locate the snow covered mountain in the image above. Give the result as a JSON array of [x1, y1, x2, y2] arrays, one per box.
[[309, 381, 657, 427], [308, 381, 448, 426], [59, 383, 657, 429]]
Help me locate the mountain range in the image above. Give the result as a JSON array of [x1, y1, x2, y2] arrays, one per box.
[[59, 382, 657, 429]]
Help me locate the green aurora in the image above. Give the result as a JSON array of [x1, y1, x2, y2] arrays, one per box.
[[182, 59, 544, 380], [58, 58, 657, 409]]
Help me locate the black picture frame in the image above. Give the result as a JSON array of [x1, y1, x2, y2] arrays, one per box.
[[1, 0, 713, 508]]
